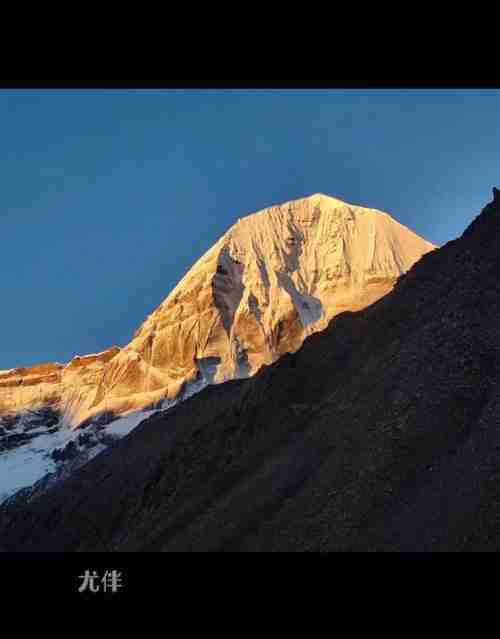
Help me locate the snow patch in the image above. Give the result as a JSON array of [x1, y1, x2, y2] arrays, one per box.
[[0, 408, 157, 505], [276, 271, 324, 329], [104, 410, 157, 437], [0, 427, 73, 504]]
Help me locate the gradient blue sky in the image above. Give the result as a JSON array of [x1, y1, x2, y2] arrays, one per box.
[[1, 89, 499, 368]]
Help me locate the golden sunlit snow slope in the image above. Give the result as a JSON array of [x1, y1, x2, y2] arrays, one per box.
[[0, 194, 436, 426]]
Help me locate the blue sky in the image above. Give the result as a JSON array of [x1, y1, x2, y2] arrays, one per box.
[[1, 89, 499, 368]]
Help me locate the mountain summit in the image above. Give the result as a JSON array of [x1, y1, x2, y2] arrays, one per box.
[[0, 194, 435, 430]]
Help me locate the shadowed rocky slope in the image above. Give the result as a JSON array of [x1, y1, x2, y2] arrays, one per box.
[[2, 190, 499, 552]]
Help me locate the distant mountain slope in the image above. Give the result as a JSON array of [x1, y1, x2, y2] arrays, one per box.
[[1, 189, 498, 552], [0, 194, 435, 429]]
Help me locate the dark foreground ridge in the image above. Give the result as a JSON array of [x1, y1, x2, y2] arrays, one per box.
[[2, 190, 500, 552]]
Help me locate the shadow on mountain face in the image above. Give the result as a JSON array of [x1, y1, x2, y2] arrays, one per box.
[[2, 190, 500, 552], [213, 246, 245, 336], [0, 404, 125, 458], [0, 406, 62, 454]]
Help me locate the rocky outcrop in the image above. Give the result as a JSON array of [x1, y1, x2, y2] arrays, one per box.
[[0, 193, 435, 428], [0, 347, 120, 428]]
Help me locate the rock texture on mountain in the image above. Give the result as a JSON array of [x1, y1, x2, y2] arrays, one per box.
[[0, 194, 435, 428], [0, 348, 120, 429]]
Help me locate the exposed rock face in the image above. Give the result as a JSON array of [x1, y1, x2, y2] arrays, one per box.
[[0, 193, 435, 428], [0, 348, 120, 428]]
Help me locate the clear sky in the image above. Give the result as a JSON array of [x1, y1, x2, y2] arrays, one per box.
[[1, 89, 499, 368]]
